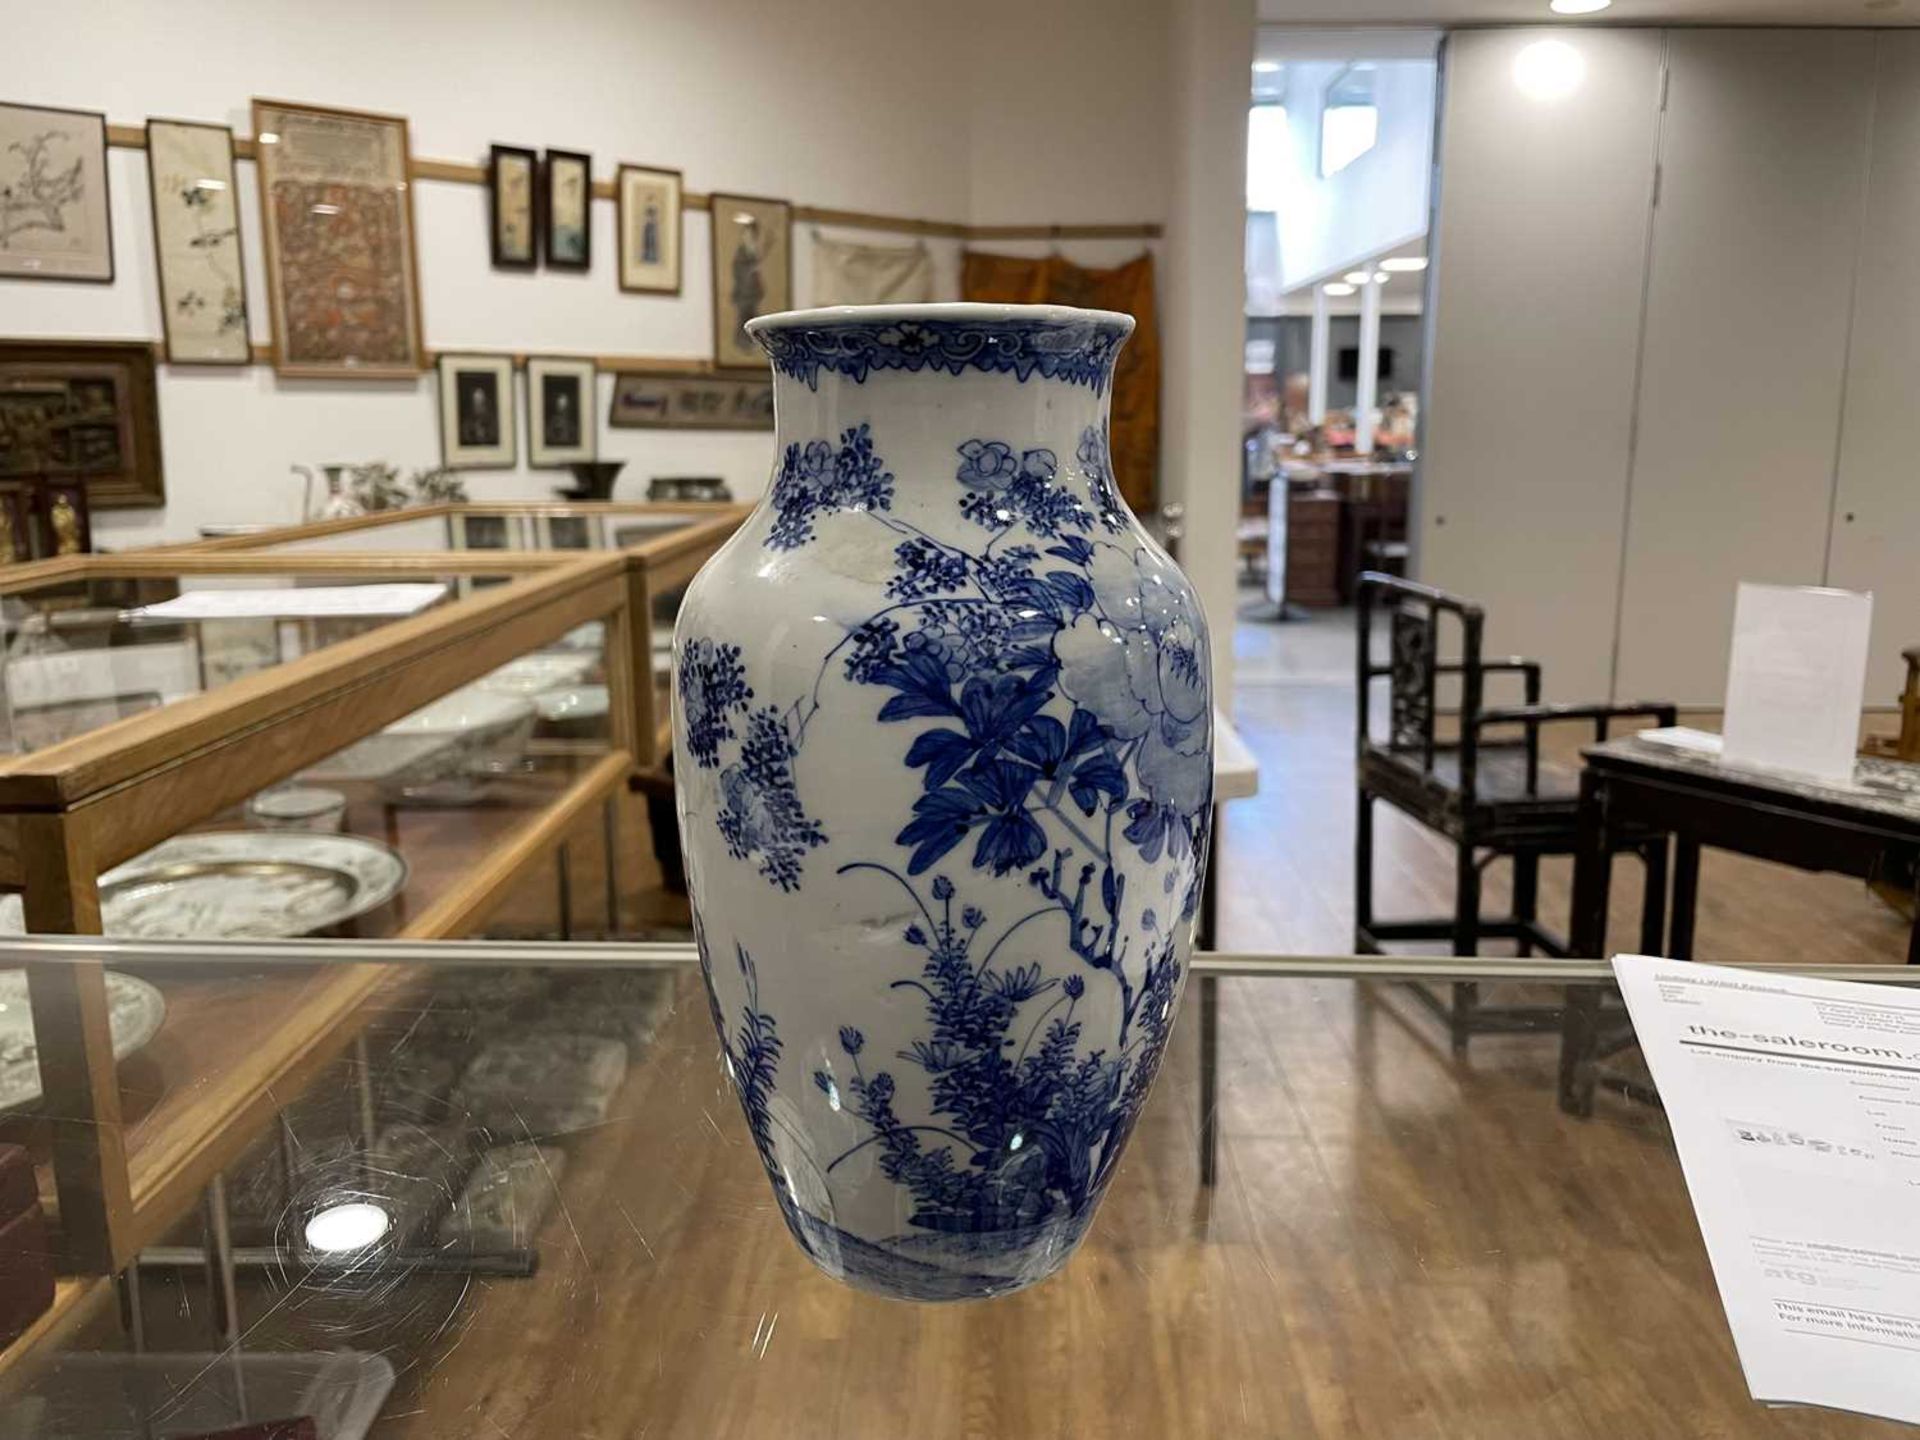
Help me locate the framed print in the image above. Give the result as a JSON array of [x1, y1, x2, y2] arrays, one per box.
[[0, 340, 165, 508], [609, 372, 772, 431], [0, 102, 112, 281], [617, 164, 681, 294], [526, 356, 596, 466], [709, 193, 791, 369], [489, 143, 537, 270], [251, 98, 425, 378], [542, 149, 591, 272], [437, 354, 517, 469], [146, 119, 250, 364]]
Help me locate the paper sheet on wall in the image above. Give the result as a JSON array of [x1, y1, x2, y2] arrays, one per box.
[[1614, 954, 1920, 1426], [125, 584, 448, 622], [1721, 582, 1872, 782]]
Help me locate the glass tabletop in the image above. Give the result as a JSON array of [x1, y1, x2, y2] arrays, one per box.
[[0, 942, 1914, 1438]]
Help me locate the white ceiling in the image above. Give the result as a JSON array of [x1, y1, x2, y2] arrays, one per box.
[[1257, 0, 1916, 23]]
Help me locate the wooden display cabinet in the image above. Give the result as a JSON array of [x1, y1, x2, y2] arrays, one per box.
[[0, 550, 639, 1279], [175, 501, 748, 767]]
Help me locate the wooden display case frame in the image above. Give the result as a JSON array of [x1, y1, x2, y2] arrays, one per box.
[[169, 501, 749, 768], [0, 550, 638, 1278]]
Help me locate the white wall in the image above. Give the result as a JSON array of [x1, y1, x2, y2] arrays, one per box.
[[2, 0, 1178, 549], [1251, 54, 1434, 296]]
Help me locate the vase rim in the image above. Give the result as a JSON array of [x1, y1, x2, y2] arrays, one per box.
[[746, 302, 1136, 337]]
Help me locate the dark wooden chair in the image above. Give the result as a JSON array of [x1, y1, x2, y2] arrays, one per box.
[[1355, 573, 1676, 1050]]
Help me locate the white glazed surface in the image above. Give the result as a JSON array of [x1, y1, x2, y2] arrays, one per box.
[[673, 305, 1212, 1301]]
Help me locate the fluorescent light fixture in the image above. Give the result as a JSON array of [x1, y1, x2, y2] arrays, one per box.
[[1252, 60, 1280, 73], [1549, 0, 1612, 11], [1343, 271, 1371, 285], [1324, 282, 1358, 297], [1372, 271, 1389, 283], [304, 1201, 391, 1253], [1513, 38, 1586, 100], [1380, 256, 1428, 272]]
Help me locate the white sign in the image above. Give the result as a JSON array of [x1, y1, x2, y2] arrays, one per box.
[[1721, 583, 1872, 783], [1615, 954, 1920, 1426]]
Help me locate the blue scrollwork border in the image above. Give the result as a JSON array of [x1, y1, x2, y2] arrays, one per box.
[[754, 318, 1129, 395]]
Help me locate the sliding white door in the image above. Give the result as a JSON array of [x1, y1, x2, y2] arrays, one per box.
[[1613, 30, 1876, 704], [1830, 32, 1920, 694], [1419, 28, 1664, 700]]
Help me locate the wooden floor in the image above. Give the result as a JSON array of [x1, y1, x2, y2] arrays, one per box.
[[108, 601, 1918, 1438]]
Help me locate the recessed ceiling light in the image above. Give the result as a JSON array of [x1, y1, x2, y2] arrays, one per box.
[[305, 1201, 392, 1253], [1380, 256, 1428, 272], [1324, 282, 1357, 296], [1252, 60, 1280, 73], [1549, 0, 1611, 11], [1514, 38, 1586, 100], [1343, 271, 1371, 285]]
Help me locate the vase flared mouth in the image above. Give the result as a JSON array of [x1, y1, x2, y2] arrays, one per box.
[[747, 304, 1133, 393], [746, 302, 1135, 338]]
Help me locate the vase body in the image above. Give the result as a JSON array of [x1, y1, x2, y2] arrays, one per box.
[[672, 304, 1213, 1301]]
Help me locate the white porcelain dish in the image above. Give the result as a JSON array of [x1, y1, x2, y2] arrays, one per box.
[[476, 652, 597, 697], [0, 831, 408, 939], [0, 969, 165, 1110], [533, 684, 610, 728]]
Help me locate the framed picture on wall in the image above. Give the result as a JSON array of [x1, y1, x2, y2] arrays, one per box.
[[616, 164, 681, 294], [526, 356, 597, 466], [437, 353, 518, 469], [251, 97, 425, 378], [146, 119, 251, 364], [609, 372, 772, 431], [542, 149, 592, 272], [489, 143, 538, 270], [709, 193, 791, 369], [0, 102, 113, 282], [0, 340, 165, 509]]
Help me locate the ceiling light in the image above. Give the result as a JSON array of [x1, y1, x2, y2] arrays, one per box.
[[1513, 38, 1586, 100], [305, 1201, 392, 1253], [1343, 271, 1371, 285], [1252, 60, 1280, 73], [1324, 282, 1357, 296], [1549, 0, 1612, 12], [1372, 271, 1389, 283], [1380, 256, 1428, 272]]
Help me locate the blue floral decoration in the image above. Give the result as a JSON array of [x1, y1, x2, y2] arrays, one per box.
[[715, 706, 828, 892], [768, 423, 895, 551], [754, 318, 1128, 395], [679, 638, 753, 769]]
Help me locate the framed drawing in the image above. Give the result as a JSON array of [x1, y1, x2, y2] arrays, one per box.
[[609, 372, 773, 431], [709, 193, 791, 369], [616, 164, 681, 295], [251, 98, 425, 378], [437, 354, 517, 469], [0, 102, 112, 282], [489, 143, 537, 270], [0, 341, 165, 508], [146, 119, 250, 364], [542, 149, 591, 272], [526, 357, 596, 466]]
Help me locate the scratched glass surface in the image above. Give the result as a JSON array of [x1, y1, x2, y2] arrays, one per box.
[[0, 944, 1912, 1440]]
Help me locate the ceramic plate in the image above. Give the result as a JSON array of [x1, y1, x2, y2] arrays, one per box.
[[477, 652, 597, 697], [0, 970, 165, 1111], [0, 832, 409, 940], [555, 621, 606, 653], [303, 688, 536, 782]]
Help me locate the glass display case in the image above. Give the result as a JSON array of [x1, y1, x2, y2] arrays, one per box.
[[0, 940, 1910, 1437], [177, 503, 749, 768], [0, 552, 640, 1275]]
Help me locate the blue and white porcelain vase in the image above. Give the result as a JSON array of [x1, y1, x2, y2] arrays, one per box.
[[672, 303, 1213, 1301]]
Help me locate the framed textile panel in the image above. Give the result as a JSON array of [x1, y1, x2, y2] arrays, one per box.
[[146, 119, 251, 364], [251, 98, 425, 378], [0, 341, 165, 509], [708, 193, 791, 370], [0, 102, 112, 282]]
